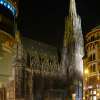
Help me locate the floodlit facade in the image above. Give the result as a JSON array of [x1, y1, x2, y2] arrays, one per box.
[[0, 0, 84, 100], [83, 26, 100, 100], [0, 0, 18, 99], [62, 0, 84, 99], [0, 0, 18, 84]]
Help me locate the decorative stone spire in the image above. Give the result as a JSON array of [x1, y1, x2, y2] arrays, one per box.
[[63, 0, 80, 48], [61, 0, 84, 99], [69, 0, 77, 16], [62, 0, 84, 75], [15, 31, 21, 43], [15, 31, 24, 60]]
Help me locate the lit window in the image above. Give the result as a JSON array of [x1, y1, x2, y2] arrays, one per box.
[[90, 96, 92, 100], [90, 90, 92, 94], [93, 90, 96, 95], [88, 85, 92, 89], [93, 96, 96, 100]]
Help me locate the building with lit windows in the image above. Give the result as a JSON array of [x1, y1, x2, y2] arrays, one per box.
[[0, 0, 18, 84], [0, 0, 18, 99], [83, 26, 100, 100]]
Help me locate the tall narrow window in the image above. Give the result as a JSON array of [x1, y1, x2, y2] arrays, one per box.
[[93, 54, 96, 60], [91, 36, 95, 41], [90, 65, 92, 73], [92, 64, 96, 72]]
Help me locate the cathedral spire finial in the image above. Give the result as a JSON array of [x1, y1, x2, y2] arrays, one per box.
[[15, 31, 21, 43], [69, 0, 77, 16]]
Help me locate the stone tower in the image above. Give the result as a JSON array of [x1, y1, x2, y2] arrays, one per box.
[[61, 0, 84, 99], [62, 0, 84, 77], [24, 52, 33, 100], [12, 31, 26, 99], [12, 31, 33, 100]]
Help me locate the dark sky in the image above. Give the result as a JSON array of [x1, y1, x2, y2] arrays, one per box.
[[18, 0, 100, 47]]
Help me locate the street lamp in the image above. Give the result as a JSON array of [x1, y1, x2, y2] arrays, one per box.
[[84, 68, 89, 81], [84, 69, 89, 75], [97, 92, 100, 97]]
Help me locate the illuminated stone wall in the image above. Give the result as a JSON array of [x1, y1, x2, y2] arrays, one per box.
[[0, 30, 14, 84], [62, 0, 84, 99], [83, 27, 100, 99], [62, 0, 84, 76], [0, 0, 17, 84]]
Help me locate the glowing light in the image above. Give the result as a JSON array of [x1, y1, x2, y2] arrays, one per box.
[[97, 92, 100, 97], [72, 93, 76, 99], [4, 2, 7, 6], [0, 0, 3, 4], [83, 97, 85, 100], [0, 0, 16, 16], [87, 85, 92, 89], [84, 69, 89, 75], [72, 93, 76, 97], [7, 4, 10, 8]]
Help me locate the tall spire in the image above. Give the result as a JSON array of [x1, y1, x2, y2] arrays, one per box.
[[62, 0, 84, 76], [15, 31, 24, 60], [69, 0, 77, 16], [15, 31, 21, 43]]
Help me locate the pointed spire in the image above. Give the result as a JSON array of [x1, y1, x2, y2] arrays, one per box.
[[69, 0, 77, 16], [15, 31, 24, 60], [15, 31, 21, 43]]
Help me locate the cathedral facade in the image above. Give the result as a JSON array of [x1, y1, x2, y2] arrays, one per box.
[[0, 0, 84, 100]]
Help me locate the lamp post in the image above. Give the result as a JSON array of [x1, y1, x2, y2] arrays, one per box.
[[84, 69, 89, 76]]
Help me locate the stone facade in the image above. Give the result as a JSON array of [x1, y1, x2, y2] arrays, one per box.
[[0, 0, 84, 100], [83, 26, 100, 100]]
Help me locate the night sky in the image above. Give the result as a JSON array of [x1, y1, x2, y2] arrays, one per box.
[[18, 0, 100, 47]]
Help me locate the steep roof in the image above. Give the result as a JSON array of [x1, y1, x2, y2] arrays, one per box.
[[92, 25, 100, 31], [22, 37, 58, 59]]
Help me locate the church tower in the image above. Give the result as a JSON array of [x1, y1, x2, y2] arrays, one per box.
[[61, 0, 84, 99], [12, 31, 33, 100], [62, 0, 84, 76], [12, 31, 26, 99]]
